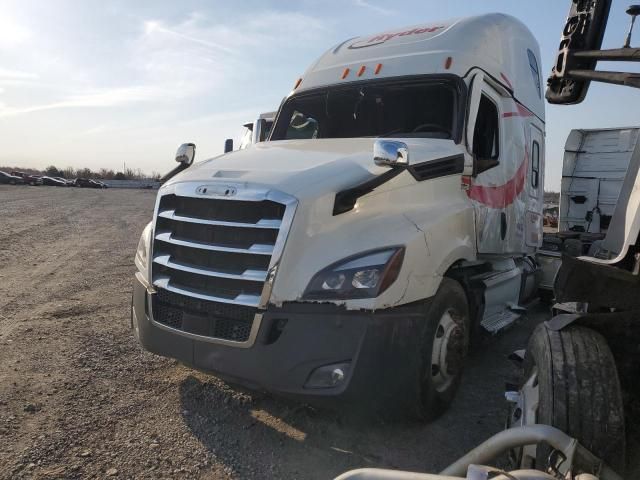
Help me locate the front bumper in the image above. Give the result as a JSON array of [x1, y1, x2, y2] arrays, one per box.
[[132, 273, 430, 410]]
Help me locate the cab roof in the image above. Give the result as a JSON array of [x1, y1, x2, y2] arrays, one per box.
[[296, 14, 544, 120]]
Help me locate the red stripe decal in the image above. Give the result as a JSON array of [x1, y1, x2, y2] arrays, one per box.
[[503, 103, 535, 118], [516, 103, 535, 117], [466, 150, 528, 208], [500, 72, 514, 90]]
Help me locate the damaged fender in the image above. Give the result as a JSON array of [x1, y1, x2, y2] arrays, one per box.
[[270, 173, 475, 310]]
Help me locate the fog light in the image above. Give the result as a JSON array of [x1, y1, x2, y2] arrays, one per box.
[[304, 362, 351, 389]]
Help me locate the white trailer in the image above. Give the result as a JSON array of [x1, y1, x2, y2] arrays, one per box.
[[560, 127, 640, 233], [537, 127, 640, 297], [132, 14, 546, 420]]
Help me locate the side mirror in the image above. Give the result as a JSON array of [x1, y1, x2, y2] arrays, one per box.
[[224, 138, 234, 153], [373, 139, 410, 167], [175, 143, 195, 166]]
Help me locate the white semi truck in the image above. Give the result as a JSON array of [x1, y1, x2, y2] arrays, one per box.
[[231, 111, 277, 152], [132, 14, 546, 419]]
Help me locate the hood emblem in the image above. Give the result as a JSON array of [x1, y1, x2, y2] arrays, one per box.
[[195, 185, 237, 197]]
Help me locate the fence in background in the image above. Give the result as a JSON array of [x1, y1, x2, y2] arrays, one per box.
[[103, 179, 161, 189]]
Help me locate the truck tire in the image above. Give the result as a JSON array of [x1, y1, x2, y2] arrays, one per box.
[[411, 278, 469, 421], [523, 324, 626, 472]]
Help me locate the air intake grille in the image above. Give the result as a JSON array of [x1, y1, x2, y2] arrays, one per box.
[[407, 154, 464, 182], [150, 190, 292, 343], [153, 289, 254, 342]]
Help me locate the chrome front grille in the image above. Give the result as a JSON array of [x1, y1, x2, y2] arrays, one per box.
[[149, 185, 296, 345]]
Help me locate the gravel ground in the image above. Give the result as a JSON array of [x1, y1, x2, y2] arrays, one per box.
[[0, 185, 635, 479]]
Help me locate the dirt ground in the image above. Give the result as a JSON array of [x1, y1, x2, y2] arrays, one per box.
[[0, 186, 635, 479]]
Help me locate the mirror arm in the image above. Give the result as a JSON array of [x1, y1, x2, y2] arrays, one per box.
[[160, 163, 190, 184], [333, 167, 405, 215]]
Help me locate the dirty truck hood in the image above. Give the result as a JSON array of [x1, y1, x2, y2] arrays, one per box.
[[168, 138, 463, 198]]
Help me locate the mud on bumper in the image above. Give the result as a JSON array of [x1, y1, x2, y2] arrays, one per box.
[[132, 274, 430, 411]]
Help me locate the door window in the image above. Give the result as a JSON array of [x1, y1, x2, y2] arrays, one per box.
[[472, 93, 500, 174], [473, 94, 499, 159]]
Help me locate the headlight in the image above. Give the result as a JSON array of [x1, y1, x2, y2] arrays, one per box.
[[303, 247, 405, 300], [135, 222, 152, 277]]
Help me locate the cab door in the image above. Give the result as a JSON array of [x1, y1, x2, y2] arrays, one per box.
[[465, 75, 513, 254]]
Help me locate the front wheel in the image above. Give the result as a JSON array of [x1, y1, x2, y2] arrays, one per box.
[[410, 278, 470, 421], [513, 324, 626, 472]]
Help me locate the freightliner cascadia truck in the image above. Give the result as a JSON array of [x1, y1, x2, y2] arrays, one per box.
[[132, 14, 546, 420]]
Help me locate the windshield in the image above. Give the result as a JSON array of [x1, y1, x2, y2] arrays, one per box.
[[271, 78, 460, 141]]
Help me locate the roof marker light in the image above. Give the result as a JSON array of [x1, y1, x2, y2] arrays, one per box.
[[294, 77, 303, 89], [357, 65, 366, 77], [341, 68, 350, 79], [374, 63, 382, 74], [444, 56, 453, 70]]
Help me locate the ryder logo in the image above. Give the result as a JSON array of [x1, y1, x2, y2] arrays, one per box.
[[348, 25, 445, 49]]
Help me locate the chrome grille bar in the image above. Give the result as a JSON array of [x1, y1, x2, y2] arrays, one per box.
[[153, 277, 261, 307], [157, 209, 282, 229], [154, 232, 274, 255], [153, 254, 268, 282]]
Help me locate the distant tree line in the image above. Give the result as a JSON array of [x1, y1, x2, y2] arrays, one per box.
[[0, 165, 161, 181], [544, 191, 560, 204]]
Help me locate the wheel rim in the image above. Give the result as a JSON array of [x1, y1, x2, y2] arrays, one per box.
[[429, 310, 464, 393]]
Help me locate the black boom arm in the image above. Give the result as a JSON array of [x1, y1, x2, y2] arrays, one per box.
[[547, 0, 640, 104]]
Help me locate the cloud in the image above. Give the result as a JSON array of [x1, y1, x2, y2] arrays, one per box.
[[353, 0, 395, 15], [132, 10, 329, 97], [0, 16, 31, 48], [178, 107, 271, 127], [79, 125, 109, 136], [143, 19, 236, 55], [0, 85, 171, 118], [0, 9, 331, 123], [0, 68, 38, 80], [139, 11, 328, 56]]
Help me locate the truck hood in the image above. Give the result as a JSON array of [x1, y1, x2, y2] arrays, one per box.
[[167, 138, 464, 199]]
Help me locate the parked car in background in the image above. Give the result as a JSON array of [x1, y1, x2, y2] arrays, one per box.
[[52, 176, 73, 186], [11, 171, 42, 185], [74, 178, 88, 187], [0, 171, 25, 185], [74, 178, 98, 188], [41, 176, 68, 187], [93, 180, 108, 189]]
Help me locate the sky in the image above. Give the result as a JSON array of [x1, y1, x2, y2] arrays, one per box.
[[0, 0, 639, 189]]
